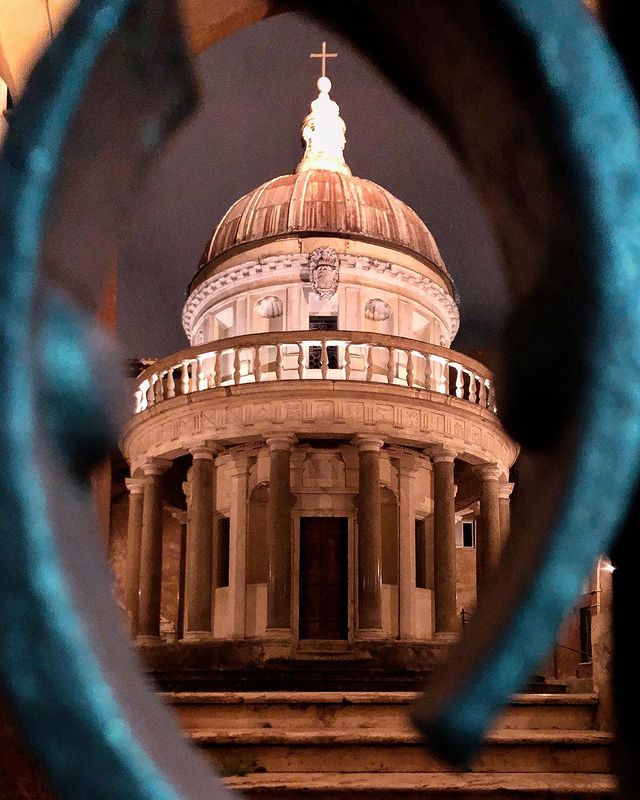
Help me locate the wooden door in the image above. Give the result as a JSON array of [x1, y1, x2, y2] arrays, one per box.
[[299, 517, 348, 640]]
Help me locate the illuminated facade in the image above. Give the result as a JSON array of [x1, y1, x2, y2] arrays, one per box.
[[118, 64, 517, 670]]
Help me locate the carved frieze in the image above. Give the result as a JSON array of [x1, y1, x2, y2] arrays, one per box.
[[124, 388, 515, 475]]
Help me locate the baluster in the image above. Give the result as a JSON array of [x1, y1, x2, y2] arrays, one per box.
[[366, 346, 374, 382], [276, 344, 283, 381], [155, 371, 165, 402], [439, 361, 448, 395], [425, 355, 433, 391], [321, 340, 329, 379], [233, 348, 241, 385], [468, 372, 477, 404], [478, 378, 487, 408], [210, 351, 219, 388], [297, 342, 304, 380], [406, 350, 414, 388], [254, 345, 261, 383], [386, 347, 395, 384], [455, 365, 464, 398], [190, 360, 198, 393], [167, 368, 176, 399], [488, 382, 497, 412], [134, 388, 142, 414], [181, 360, 190, 395], [344, 344, 352, 381], [195, 357, 204, 390], [147, 374, 157, 407]]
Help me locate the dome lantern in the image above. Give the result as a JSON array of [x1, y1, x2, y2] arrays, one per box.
[[296, 41, 351, 177]]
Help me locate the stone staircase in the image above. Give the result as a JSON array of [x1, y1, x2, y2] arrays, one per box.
[[162, 691, 615, 798]]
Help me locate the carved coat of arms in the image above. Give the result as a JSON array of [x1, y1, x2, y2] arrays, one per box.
[[308, 246, 339, 298]]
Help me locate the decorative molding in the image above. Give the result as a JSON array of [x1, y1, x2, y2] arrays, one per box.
[[182, 252, 459, 343]]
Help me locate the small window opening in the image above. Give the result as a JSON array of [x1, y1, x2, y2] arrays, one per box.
[[309, 315, 338, 369], [462, 520, 475, 548]]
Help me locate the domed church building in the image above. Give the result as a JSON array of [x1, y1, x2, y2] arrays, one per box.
[[118, 51, 518, 687]]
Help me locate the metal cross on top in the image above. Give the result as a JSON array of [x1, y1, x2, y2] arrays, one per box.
[[310, 41, 337, 79]]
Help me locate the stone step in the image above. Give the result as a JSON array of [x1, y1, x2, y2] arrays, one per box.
[[190, 728, 612, 775], [223, 772, 616, 799], [164, 691, 598, 733]]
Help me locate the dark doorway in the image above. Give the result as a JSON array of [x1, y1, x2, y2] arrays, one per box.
[[299, 517, 348, 639]]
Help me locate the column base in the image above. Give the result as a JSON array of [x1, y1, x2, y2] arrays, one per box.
[[265, 627, 293, 641], [433, 630, 459, 644], [356, 628, 386, 641], [181, 631, 214, 643], [135, 634, 162, 645]]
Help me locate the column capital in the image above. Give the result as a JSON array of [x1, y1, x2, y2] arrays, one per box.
[[265, 435, 296, 452], [171, 510, 187, 525], [125, 477, 145, 494], [429, 446, 457, 464], [191, 442, 223, 461], [499, 481, 515, 500], [143, 458, 172, 477], [476, 462, 503, 482], [355, 434, 385, 453]]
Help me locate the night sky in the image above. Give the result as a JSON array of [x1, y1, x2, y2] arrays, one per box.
[[119, 11, 507, 358]]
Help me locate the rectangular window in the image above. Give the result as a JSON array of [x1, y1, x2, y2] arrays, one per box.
[[1, 79, 11, 116], [579, 606, 592, 663], [462, 520, 475, 548], [217, 518, 230, 588], [309, 315, 339, 369], [415, 519, 427, 589]]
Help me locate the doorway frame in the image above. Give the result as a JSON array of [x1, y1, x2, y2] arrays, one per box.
[[292, 504, 356, 648]]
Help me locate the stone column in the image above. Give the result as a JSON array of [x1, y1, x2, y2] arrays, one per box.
[[397, 452, 419, 640], [356, 435, 384, 634], [431, 447, 459, 637], [477, 464, 503, 599], [172, 510, 187, 642], [124, 477, 145, 637], [137, 458, 171, 642], [266, 436, 295, 632], [228, 449, 251, 638], [184, 444, 220, 641], [499, 482, 514, 549]]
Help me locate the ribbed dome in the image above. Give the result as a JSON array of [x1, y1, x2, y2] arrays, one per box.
[[196, 169, 447, 276]]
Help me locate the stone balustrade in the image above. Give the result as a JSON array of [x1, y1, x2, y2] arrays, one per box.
[[133, 331, 496, 415]]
